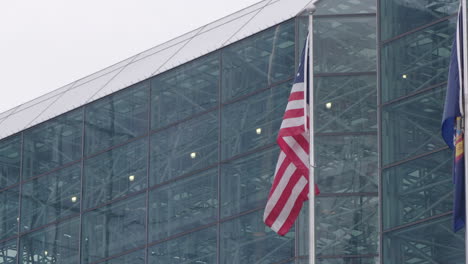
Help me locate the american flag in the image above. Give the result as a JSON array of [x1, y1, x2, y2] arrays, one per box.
[[264, 38, 319, 236]]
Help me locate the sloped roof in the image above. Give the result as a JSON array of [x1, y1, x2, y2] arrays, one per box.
[[0, 0, 316, 139]]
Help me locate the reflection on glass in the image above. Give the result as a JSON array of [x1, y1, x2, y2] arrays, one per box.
[[20, 218, 79, 264], [84, 139, 147, 209], [23, 110, 82, 179], [381, 19, 456, 102], [380, 0, 458, 40], [151, 54, 219, 129], [81, 194, 146, 264], [0, 239, 17, 264], [0, 135, 21, 189], [149, 227, 217, 264], [383, 150, 453, 229], [316, 135, 378, 193], [102, 249, 145, 264], [315, 75, 377, 133], [299, 196, 378, 257], [314, 17, 376, 73], [222, 83, 289, 160], [221, 147, 279, 218], [222, 20, 295, 102], [382, 87, 446, 165], [21, 164, 80, 231], [0, 187, 19, 240], [149, 169, 218, 242], [85, 82, 149, 155], [316, 0, 376, 15], [150, 112, 218, 185], [220, 210, 294, 264], [383, 216, 464, 263]]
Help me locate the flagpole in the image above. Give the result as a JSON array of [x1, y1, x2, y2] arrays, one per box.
[[462, 0, 468, 262], [304, 1, 320, 264]]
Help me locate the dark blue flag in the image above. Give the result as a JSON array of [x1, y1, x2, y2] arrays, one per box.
[[441, 6, 465, 232]]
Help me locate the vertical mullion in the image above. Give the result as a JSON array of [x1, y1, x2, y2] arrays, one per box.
[[145, 82, 152, 264], [16, 132, 24, 264], [217, 50, 223, 264], [78, 106, 86, 264]]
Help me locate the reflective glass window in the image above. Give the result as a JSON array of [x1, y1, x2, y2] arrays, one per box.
[[148, 227, 217, 264], [299, 196, 379, 257], [84, 138, 147, 209], [21, 164, 80, 232], [316, 135, 378, 193], [383, 150, 453, 229], [0, 239, 17, 264], [23, 110, 82, 179], [315, 75, 377, 133], [316, 258, 378, 264], [314, 17, 376, 73], [383, 216, 464, 263], [0, 186, 19, 240], [221, 147, 279, 218], [19, 218, 79, 264], [222, 20, 295, 102], [381, 19, 456, 102], [151, 54, 219, 129], [0, 135, 21, 188], [220, 210, 294, 264], [150, 112, 218, 185], [102, 249, 145, 264], [85, 82, 149, 155], [81, 194, 146, 264], [382, 87, 446, 165], [315, 0, 376, 15], [221, 83, 289, 160], [149, 168, 218, 242], [380, 0, 458, 40]]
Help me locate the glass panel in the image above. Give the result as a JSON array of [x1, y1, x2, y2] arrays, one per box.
[[299, 196, 379, 257], [381, 19, 456, 102], [0, 239, 17, 264], [382, 87, 446, 165], [149, 168, 218, 242], [148, 226, 217, 264], [84, 81, 149, 155], [316, 0, 376, 15], [316, 135, 378, 193], [380, 0, 458, 40], [383, 150, 453, 229], [21, 164, 80, 232], [297, 258, 379, 264], [0, 135, 21, 188], [221, 147, 279, 218], [315, 75, 377, 133], [314, 17, 376, 73], [383, 216, 465, 264], [220, 210, 294, 264], [0, 187, 19, 240], [102, 249, 145, 264], [84, 139, 147, 209], [222, 20, 295, 102], [221, 83, 289, 160], [19, 218, 79, 264], [150, 112, 218, 185], [23, 110, 82, 179], [151, 54, 219, 129], [81, 194, 146, 264]]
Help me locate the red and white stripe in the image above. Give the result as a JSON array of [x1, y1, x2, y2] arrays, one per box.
[[263, 80, 319, 236]]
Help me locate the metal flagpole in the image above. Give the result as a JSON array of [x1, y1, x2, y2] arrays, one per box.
[[462, 0, 468, 262], [305, 1, 320, 264]]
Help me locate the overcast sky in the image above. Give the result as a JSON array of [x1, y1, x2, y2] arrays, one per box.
[[0, 0, 260, 113]]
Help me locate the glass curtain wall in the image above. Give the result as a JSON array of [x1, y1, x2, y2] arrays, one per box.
[[298, 1, 378, 263], [0, 1, 379, 263], [380, 0, 465, 263]]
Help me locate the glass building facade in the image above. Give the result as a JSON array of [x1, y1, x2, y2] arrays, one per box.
[[0, 0, 464, 263]]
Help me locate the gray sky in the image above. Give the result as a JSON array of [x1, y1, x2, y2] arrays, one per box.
[[0, 0, 259, 113]]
